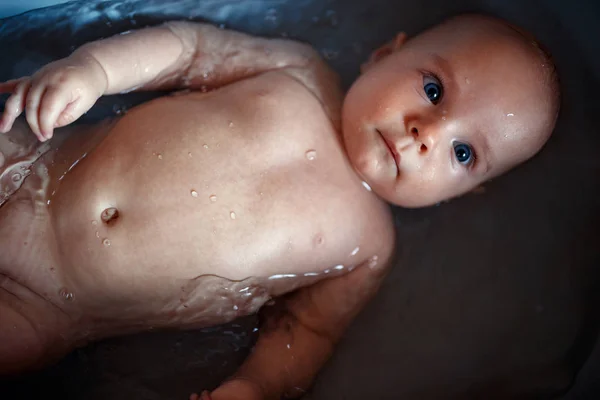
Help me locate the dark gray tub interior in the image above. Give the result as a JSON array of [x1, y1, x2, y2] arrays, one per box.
[[0, 0, 598, 399]]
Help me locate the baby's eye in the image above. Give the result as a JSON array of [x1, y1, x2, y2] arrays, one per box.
[[453, 142, 474, 165], [423, 75, 443, 104]]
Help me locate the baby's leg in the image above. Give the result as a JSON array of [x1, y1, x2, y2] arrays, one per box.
[[0, 275, 72, 375], [0, 121, 76, 375]]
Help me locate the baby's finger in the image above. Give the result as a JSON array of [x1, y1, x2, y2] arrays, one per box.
[[0, 78, 26, 94], [0, 80, 30, 133], [25, 83, 47, 137], [200, 391, 212, 400], [38, 85, 72, 139]]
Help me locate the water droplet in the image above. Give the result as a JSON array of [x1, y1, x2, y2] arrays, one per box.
[[230, 211, 236, 219], [59, 288, 73, 301], [265, 8, 279, 24], [102, 238, 111, 246], [305, 149, 317, 160], [268, 274, 297, 280], [203, 144, 209, 149], [325, 9, 339, 27], [209, 195, 217, 202], [368, 255, 379, 268], [233, 305, 239, 311], [361, 181, 372, 191], [11, 173, 21, 182], [286, 343, 291, 349], [228, 121, 234, 128], [334, 265, 344, 270], [321, 49, 339, 60], [506, 113, 515, 117], [191, 190, 199, 198], [91, 220, 98, 226], [304, 272, 319, 277], [188, 152, 193, 157], [350, 246, 360, 256], [112, 104, 127, 115], [465, 78, 470, 84], [442, 116, 447, 121]]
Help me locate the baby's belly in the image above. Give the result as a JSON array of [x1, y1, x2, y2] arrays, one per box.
[[46, 88, 357, 328]]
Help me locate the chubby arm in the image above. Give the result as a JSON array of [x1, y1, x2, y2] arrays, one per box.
[[208, 253, 394, 400], [0, 21, 333, 140], [76, 21, 318, 94]]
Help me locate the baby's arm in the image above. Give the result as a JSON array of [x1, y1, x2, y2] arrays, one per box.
[[0, 21, 324, 140], [207, 256, 393, 400]]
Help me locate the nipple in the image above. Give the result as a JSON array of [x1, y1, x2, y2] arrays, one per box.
[[314, 234, 325, 247], [101, 207, 120, 225]]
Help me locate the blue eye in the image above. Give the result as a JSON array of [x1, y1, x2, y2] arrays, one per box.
[[423, 75, 443, 104], [453, 142, 474, 165]]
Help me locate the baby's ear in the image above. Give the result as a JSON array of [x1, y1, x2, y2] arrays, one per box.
[[360, 32, 407, 73]]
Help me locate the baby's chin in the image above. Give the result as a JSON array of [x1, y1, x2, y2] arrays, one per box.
[[362, 177, 453, 208]]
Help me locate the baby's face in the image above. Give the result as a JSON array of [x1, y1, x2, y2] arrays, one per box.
[[342, 16, 556, 207]]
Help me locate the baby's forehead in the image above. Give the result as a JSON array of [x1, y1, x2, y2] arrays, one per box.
[[413, 17, 538, 65]]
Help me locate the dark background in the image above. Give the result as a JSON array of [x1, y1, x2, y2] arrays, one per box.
[[0, 0, 598, 398]]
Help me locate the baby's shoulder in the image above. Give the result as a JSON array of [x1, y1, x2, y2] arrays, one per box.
[[255, 57, 344, 130]]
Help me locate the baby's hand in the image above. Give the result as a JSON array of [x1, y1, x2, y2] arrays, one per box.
[[0, 53, 107, 141]]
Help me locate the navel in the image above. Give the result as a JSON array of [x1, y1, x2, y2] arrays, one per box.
[[101, 207, 120, 225]]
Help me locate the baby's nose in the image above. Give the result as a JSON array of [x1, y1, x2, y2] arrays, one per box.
[[407, 123, 437, 155]]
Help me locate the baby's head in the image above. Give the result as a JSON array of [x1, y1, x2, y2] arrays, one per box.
[[342, 14, 560, 207]]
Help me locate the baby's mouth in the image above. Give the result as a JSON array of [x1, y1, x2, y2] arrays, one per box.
[[375, 128, 400, 174]]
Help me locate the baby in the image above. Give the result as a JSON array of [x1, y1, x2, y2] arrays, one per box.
[[0, 13, 559, 399]]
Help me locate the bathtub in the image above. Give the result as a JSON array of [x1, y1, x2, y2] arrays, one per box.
[[0, 0, 598, 399]]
